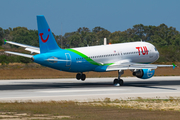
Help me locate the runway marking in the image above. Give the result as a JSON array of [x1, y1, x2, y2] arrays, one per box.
[[38, 88, 126, 93], [1, 92, 180, 100]]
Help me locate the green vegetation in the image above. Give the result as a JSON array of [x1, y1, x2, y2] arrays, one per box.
[[0, 55, 32, 65], [0, 23, 180, 64]]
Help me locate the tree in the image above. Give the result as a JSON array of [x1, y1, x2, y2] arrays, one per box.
[[92, 26, 105, 33], [0, 23, 179, 63], [0, 55, 9, 65], [68, 33, 82, 47], [0, 40, 3, 46], [109, 31, 121, 43], [0, 27, 4, 40], [85, 32, 98, 46], [77, 27, 90, 33], [132, 24, 145, 39]]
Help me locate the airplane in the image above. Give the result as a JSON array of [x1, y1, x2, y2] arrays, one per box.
[[4, 15, 176, 86]]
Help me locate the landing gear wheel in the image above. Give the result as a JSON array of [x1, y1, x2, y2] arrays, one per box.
[[113, 79, 124, 86], [76, 73, 81, 80], [81, 74, 86, 81], [119, 79, 124, 86], [76, 73, 86, 81], [114, 70, 124, 86], [113, 79, 119, 85]]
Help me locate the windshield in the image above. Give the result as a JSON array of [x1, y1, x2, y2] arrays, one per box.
[[154, 47, 158, 51]]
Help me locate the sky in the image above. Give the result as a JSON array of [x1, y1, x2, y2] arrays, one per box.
[[0, 0, 180, 35]]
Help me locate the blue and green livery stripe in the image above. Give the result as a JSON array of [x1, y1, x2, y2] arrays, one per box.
[[66, 48, 114, 66]]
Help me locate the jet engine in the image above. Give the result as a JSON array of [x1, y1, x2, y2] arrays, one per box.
[[133, 69, 155, 79]]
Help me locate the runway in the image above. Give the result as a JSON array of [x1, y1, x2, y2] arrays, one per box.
[[0, 76, 180, 102]]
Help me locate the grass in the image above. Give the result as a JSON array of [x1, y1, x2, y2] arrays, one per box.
[[89, 97, 180, 111], [0, 62, 179, 79], [0, 98, 180, 120]]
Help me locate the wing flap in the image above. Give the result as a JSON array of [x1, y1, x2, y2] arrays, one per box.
[[106, 63, 157, 71], [106, 61, 176, 71], [157, 65, 174, 67]]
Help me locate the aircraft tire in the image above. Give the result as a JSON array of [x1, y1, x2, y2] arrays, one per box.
[[113, 79, 119, 85], [81, 74, 86, 81], [76, 73, 81, 80], [113, 79, 123, 86], [119, 79, 124, 86]]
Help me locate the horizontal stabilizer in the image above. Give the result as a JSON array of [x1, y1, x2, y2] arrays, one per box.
[[5, 51, 33, 58]]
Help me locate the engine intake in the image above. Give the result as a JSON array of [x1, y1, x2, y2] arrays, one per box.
[[133, 69, 155, 79], [133, 69, 144, 78]]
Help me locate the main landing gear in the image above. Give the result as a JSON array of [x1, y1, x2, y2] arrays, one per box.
[[76, 73, 86, 81], [113, 70, 124, 86]]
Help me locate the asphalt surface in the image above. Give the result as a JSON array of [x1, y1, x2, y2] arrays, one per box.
[[0, 76, 180, 102]]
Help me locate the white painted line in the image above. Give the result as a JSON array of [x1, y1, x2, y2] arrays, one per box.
[[38, 89, 126, 93]]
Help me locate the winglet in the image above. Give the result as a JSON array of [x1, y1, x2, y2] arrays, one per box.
[[172, 63, 176, 69], [4, 39, 7, 45]]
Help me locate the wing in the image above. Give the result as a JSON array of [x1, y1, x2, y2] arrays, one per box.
[[106, 61, 176, 71], [5, 51, 33, 58], [4, 40, 40, 54]]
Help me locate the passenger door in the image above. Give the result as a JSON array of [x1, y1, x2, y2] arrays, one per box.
[[65, 53, 71, 66]]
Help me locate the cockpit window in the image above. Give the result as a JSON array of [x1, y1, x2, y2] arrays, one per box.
[[154, 47, 158, 51]]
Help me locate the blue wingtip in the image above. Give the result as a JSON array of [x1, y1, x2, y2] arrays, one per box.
[[172, 63, 176, 69], [4, 39, 7, 45], [173, 66, 175, 69]]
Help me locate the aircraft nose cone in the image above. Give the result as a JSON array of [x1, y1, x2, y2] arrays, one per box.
[[156, 51, 159, 60]]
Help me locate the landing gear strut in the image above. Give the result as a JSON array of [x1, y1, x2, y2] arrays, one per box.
[[113, 70, 124, 86], [76, 73, 86, 81]]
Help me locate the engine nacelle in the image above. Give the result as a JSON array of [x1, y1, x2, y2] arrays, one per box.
[[133, 69, 155, 79]]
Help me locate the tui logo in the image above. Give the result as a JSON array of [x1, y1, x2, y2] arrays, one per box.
[[136, 46, 148, 55], [39, 28, 50, 43]]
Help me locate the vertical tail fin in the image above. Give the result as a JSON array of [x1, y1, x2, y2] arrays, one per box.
[[37, 15, 61, 53]]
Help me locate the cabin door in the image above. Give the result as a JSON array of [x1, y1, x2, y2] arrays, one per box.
[[65, 53, 71, 66]]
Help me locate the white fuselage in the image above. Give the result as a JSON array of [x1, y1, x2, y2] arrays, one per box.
[[73, 41, 159, 65]]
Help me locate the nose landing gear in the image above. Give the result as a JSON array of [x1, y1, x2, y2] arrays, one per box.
[[76, 73, 86, 81]]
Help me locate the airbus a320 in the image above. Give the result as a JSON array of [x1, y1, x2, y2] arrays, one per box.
[[4, 15, 176, 86]]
